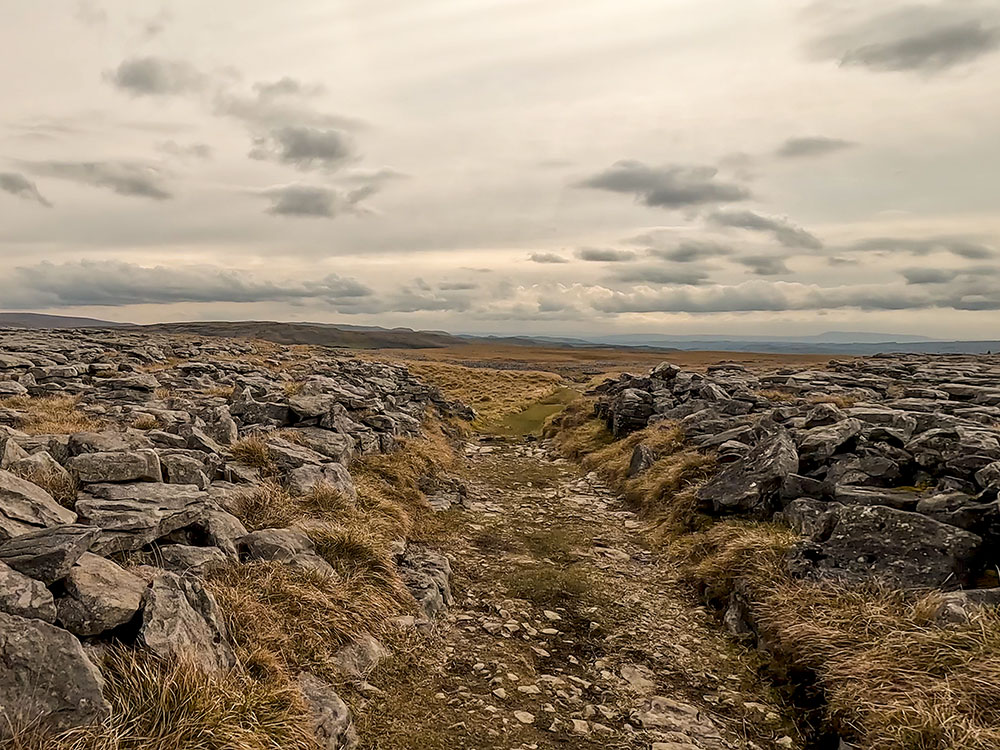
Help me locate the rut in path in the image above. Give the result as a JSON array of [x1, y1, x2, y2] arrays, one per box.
[[355, 438, 801, 750]]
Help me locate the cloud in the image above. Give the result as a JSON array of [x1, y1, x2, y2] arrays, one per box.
[[249, 125, 354, 171], [214, 78, 362, 131], [647, 240, 734, 263], [0, 260, 372, 308], [612, 265, 710, 285], [576, 160, 749, 208], [576, 247, 637, 262], [439, 282, 478, 291], [23, 160, 172, 200], [709, 210, 824, 249], [74, 1, 107, 26], [849, 236, 997, 258], [530, 252, 570, 264], [736, 254, 791, 275], [107, 56, 206, 96], [902, 268, 958, 284], [0, 173, 52, 207], [590, 280, 942, 314], [811, 4, 1000, 74], [156, 141, 213, 161], [258, 182, 383, 218], [776, 136, 856, 158]]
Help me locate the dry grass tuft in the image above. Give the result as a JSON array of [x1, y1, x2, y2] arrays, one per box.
[[404, 360, 563, 425], [209, 561, 409, 681], [282, 381, 307, 397], [546, 405, 715, 534], [229, 436, 276, 474], [130, 414, 159, 431], [0, 395, 102, 434], [6, 646, 317, 750], [756, 582, 1000, 750], [806, 393, 859, 409], [6, 465, 78, 508], [757, 389, 797, 403], [228, 481, 298, 531]]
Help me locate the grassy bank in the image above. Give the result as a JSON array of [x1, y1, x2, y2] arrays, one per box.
[[543, 399, 1000, 750]]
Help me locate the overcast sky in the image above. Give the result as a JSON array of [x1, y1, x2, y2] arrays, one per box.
[[2, 0, 999, 338]]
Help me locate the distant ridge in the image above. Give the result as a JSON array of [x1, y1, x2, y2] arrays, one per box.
[[0, 312, 130, 329]]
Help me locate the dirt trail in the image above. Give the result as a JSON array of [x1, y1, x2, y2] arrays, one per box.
[[357, 437, 801, 750]]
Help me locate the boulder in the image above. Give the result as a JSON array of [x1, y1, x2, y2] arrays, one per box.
[[160, 454, 210, 490], [75, 483, 216, 555], [0, 524, 97, 584], [0, 611, 109, 735], [66, 449, 162, 484], [290, 427, 355, 464], [287, 462, 358, 501], [797, 418, 863, 464], [157, 545, 228, 577], [697, 428, 799, 519], [0, 559, 56, 621], [398, 546, 453, 618], [56, 553, 146, 636], [0, 469, 77, 541], [297, 672, 360, 750], [139, 572, 236, 673], [787, 504, 983, 589], [239, 528, 334, 576]]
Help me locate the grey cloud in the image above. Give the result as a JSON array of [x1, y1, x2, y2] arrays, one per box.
[[709, 210, 824, 249], [249, 126, 354, 171], [592, 281, 941, 314], [0, 173, 52, 207], [214, 79, 362, 131], [736, 255, 791, 276], [261, 185, 338, 218], [648, 240, 733, 263], [902, 268, 958, 284], [812, 4, 1000, 74], [253, 77, 325, 98], [156, 140, 213, 161], [612, 265, 710, 285], [23, 160, 172, 200], [107, 57, 205, 96], [849, 236, 997, 258], [576, 160, 749, 208], [530, 252, 570, 264], [259, 182, 382, 218], [0, 260, 372, 308], [776, 136, 855, 158], [576, 247, 637, 262], [75, 1, 107, 26], [439, 282, 478, 291]]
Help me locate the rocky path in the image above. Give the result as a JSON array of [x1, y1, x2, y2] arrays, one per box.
[[358, 438, 800, 750]]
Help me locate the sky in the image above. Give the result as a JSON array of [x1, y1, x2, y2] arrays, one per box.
[[1, 0, 999, 338]]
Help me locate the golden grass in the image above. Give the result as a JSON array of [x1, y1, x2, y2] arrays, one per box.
[[758, 388, 798, 403], [131, 414, 160, 431], [216, 419, 459, 686], [546, 398, 1000, 748], [6, 465, 78, 508], [7, 647, 317, 750], [208, 561, 409, 682], [0, 395, 102, 434], [546, 401, 714, 533], [806, 393, 859, 409], [403, 360, 563, 425], [229, 436, 275, 474]]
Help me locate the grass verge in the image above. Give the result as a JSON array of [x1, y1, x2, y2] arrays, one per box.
[[546, 398, 1000, 750]]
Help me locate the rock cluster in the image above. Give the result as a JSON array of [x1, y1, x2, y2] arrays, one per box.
[[595, 355, 1000, 600], [0, 328, 462, 742]]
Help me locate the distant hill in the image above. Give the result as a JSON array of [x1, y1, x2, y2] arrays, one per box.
[[139, 321, 465, 349], [0, 312, 129, 329]]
